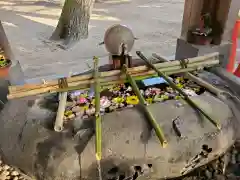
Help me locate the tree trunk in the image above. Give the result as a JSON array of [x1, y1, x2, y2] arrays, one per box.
[[51, 0, 95, 49]]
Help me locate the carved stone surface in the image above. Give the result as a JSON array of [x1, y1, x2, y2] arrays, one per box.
[[0, 89, 239, 180]]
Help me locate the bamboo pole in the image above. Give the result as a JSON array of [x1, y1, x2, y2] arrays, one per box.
[[10, 59, 218, 94], [93, 56, 103, 180], [13, 60, 218, 94], [7, 62, 219, 100], [8, 60, 218, 97], [7, 60, 219, 99], [136, 51, 221, 130], [54, 92, 67, 132], [122, 64, 168, 148], [93, 56, 102, 161], [8, 53, 219, 94], [186, 73, 224, 96], [152, 53, 224, 97]]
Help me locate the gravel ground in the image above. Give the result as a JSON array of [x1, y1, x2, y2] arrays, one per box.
[[179, 141, 240, 180], [0, 0, 184, 80], [0, 160, 31, 180]]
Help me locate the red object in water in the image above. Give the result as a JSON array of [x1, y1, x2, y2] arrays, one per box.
[[0, 59, 11, 78], [227, 20, 240, 73]]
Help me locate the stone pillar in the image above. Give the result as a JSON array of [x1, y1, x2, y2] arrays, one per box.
[[175, 0, 239, 68], [0, 21, 25, 105]]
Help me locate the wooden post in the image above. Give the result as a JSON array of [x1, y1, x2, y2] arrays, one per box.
[[176, 0, 239, 69], [180, 0, 234, 43], [180, 0, 204, 41]]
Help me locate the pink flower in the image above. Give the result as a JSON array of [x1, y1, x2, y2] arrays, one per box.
[[78, 97, 87, 104]]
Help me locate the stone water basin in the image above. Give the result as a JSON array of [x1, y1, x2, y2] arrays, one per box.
[[0, 87, 238, 180]]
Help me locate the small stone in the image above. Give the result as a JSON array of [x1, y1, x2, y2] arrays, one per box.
[[72, 106, 81, 113], [11, 170, 19, 176], [140, 89, 144, 95], [182, 89, 197, 96], [75, 112, 83, 117], [89, 107, 96, 115], [2, 170, 10, 176], [2, 165, 10, 171], [127, 104, 134, 108], [82, 115, 89, 120], [204, 169, 212, 179], [119, 103, 125, 108], [0, 174, 7, 180], [13, 177, 19, 180], [126, 86, 132, 92], [175, 101, 183, 108]]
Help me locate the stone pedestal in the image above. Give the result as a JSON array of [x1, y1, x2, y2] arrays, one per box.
[[176, 0, 240, 69], [175, 38, 232, 68]]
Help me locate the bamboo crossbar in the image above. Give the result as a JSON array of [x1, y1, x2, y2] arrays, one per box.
[[7, 53, 220, 99], [9, 53, 218, 93]]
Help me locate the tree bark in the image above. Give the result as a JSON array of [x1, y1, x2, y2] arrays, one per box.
[[51, 0, 95, 49]]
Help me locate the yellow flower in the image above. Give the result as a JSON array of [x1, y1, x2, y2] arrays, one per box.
[[64, 110, 73, 117], [80, 93, 88, 98], [126, 96, 139, 105], [91, 99, 95, 105], [112, 86, 120, 91], [0, 54, 5, 60], [113, 97, 124, 104], [176, 83, 183, 89], [175, 95, 181, 100], [154, 96, 164, 102], [82, 105, 89, 111], [162, 94, 169, 100], [146, 98, 153, 104]]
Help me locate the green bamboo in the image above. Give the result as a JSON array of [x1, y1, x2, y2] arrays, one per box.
[[152, 52, 224, 96], [136, 51, 221, 130], [122, 65, 168, 148], [93, 56, 102, 161]]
